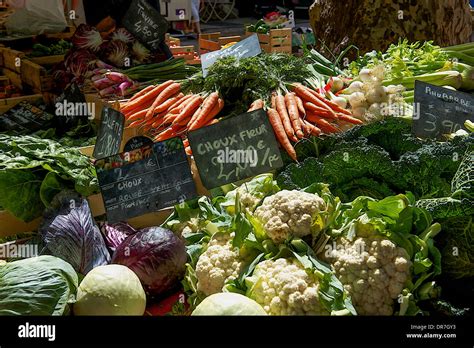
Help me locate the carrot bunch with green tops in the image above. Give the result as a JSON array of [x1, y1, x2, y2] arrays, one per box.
[[249, 83, 363, 162], [120, 80, 224, 154]]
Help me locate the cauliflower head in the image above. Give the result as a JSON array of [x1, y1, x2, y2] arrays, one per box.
[[246, 258, 329, 315], [254, 190, 327, 244], [195, 233, 244, 296], [321, 220, 412, 315]]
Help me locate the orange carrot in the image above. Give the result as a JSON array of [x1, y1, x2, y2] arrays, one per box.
[[306, 112, 340, 133], [188, 98, 223, 130], [292, 84, 337, 118], [128, 119, 146, 128], [172, 95, 203, 127], [304, 102, 338, 120], [189, 92, 218, 127], [185, 146, 193, 156], [303, 120, 322, 136], [145, 82, 181, 120], [129, 85, 155, 102], [285, 92, 304, 139], [126, 109, 148, 123], [123, 97, 155, 118], [337, 113, 364, 125], [155, 92, 184, 114], [267, 108, 297, 161], [183, 138, 190, 147], [300, 116, 311, 136], [271, 92, 276, 109], [122, 80, 174, 112], [248, 99, 264, 112], [205, 118, 219, 126], [169, 94, 194, 114], [153, 127, 178, 142], [295, 94, 306, 116], [276, 94, 297, 142]]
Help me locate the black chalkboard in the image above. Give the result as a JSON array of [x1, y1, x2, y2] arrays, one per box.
[[201, 34, 262, 77], [124, 135, 153, 152], [95, 137, 198, 223], [93, 107, 125, 159], [0, 101, 54, 134], [413, 81, 473, 138], [188, 109, 283, 189], [123, 0, 168, 52]]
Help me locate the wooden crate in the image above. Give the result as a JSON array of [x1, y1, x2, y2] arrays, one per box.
[[1, 47, 25, 73], [20, 55, 63, 92], [199, 32, 242, 54], [44, 25, 75, 40], [165, 34, 181, 47], [246, 28, 292, 54], [1, 68, 22, 90], [170, 45, 195, 60], [28, 55, 65, 66], [0, 94, 43, 113]]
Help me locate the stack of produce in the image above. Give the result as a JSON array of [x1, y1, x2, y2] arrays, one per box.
[[121, 80, 224, 152], [186, 54, 359, 160], [346, 40, 474, 118], [164, 174, 443, 316], [0, 191, 189, 316], [53, 24, 197, 97]]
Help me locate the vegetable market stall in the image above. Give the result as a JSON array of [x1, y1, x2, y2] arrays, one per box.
[[0, 9, 473, 321]]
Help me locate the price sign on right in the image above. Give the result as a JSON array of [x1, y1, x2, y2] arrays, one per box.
[[413, 80, 473, 138]]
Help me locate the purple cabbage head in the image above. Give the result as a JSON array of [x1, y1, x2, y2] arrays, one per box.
[[39, 195, 110, 275], [100, 222, 136, 252], [112, 227, 186, 296]]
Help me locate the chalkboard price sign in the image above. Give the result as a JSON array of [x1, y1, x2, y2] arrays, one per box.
[[95, 137, 198, 223], [201, 34, 262, 77], [124, 136, 153, 152], [413, 81, 473, 138], [0, 101, 54, 134], [123, 0, 168, 52], [188, 109, 283, 189], [93, 107, 125, 159]]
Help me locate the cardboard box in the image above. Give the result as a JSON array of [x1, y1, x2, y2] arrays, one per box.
[[160, 0, 192, 22]]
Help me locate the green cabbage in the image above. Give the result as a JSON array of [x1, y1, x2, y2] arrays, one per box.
[[191, 293, 267, 316], [0, 255, 78, 315], [73, 265, 146, 316]]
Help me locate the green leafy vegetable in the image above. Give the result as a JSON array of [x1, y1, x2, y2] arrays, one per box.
[[0, 134, 98, 221]]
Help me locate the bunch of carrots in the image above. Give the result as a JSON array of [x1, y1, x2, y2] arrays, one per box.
[[250, 83, 363, 161], [120, 80, 224, 147]]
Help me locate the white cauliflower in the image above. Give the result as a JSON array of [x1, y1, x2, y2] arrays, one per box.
[[195, 233, 244, 296], [254, 190, 327, 244], [246, 258, 329, 315], [321, 220, 412, 315]]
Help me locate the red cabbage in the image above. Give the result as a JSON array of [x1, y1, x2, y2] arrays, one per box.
[[39, 195, 110, 275], [100, 222, 136, 252], [112, 227, 186, 296]]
